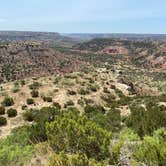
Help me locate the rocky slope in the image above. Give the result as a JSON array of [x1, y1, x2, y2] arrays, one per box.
[[0, 42, 84, 83], [73, 38, 166, 70]]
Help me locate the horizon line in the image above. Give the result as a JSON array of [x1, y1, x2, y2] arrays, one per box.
[[0, 30, 166, 35]]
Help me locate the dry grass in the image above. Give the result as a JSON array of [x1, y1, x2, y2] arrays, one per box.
[[0, 67, 161, 138]]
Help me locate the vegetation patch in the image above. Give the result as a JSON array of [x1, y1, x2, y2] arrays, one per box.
[[7, 108, 17, 117]]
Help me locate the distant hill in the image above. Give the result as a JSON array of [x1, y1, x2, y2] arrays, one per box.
[[73, 38, 166, 70], [0, 42, 85, 83], [64, 33, 166, 41], [0, 31, 78, 47]]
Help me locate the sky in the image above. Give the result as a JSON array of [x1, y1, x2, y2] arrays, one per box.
[[0, 0, 166, 33]]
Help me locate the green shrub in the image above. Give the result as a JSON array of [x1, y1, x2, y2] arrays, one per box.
[[53, 88, 59, 93], [78, 88, 90, 95], [48, 152, 105, 166], [119, 128, 140, 141], [101, 94, 117, 107], [1, 97, 14, 107], [106, 109, 121, 132], [0, 106, 5, 115], [114, 88, 125, 98], [22, 105, 27, 110], [133, 134, 166, 166], [88, 84, 99, 92], [103, 87, 110, 93], [0, 126, 34, 165], [110, 141, 124, 165], [29, 107, 60, 143], [46, 112, 111, 161], [64, 100, 74, 108], [158, 94, 166, 102], [53, 76, 61, 84], [24, 107, 60, 124], [23, 109, 38, 122], [77, 98, 84, 106], [67, 90, 77, 95], [31, 90, 39, 98], [43, 96, 52, 102], [34, 107, 60, 123], [12, 87, 20, 93], [84, 98, 94, 105], [29, 82, 41, 90], [7, 108, 17, 117], [53, 102, 61, 109], [84, 105, 106, 116], [20, 80, 25, 86], [26, 98, 34, 105], [159, 105, 166, 112], [153, 128, 166, 142], [87, 108, 121, 132], [0, 117, 7, 126], [126, 105, 166, 137]]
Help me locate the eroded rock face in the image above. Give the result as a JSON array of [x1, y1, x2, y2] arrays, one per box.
[[101, 46, 129, 55], [118, 76, 139, 95]]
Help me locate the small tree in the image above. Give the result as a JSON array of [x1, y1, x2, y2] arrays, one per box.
[[0, 117, 7, 126], [1, 97, 14, 107], [42, 97, 52, 102], [31, 90, 39, 98], [46, 112, 111, 161], [7, 108, 17, 117], [26, 98, 34, 105]]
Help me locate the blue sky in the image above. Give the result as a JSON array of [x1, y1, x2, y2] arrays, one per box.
[[0, 0, 166, 33]]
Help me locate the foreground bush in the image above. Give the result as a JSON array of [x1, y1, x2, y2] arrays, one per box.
[[24, 107, 60, 143], [0, 126, 34, 165], [7, 108, 17, 117], [84, 105, 106, 116], [48, 152, 107, 166], [23, 109, 38, 122], [53, 102, 61, 109], [91, 109, 121, 132], [0, 117, 7, 126], [126, 104, 166, 137], [84, 105, 121, 132], [133, 129, 166, 166], [1, 97, 14, 107], [46, 112, 111, 161]]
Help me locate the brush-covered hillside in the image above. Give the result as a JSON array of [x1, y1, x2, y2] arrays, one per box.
[[0, 42, 86, 83], [0, 36, 165, 166], [73, 38, 166, 70]]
